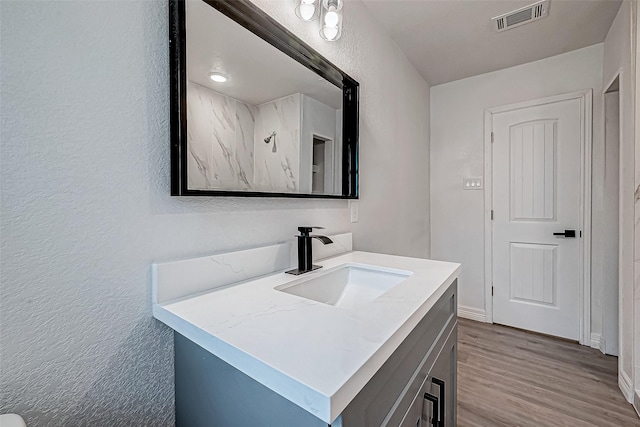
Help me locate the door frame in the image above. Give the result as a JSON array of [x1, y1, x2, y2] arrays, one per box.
[[602, 70, 622, 357], [483, 90, 593, 345]]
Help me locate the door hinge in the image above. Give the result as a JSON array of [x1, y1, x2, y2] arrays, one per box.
[[491, 132, 494, 143], [580, 230, 582, 238], [491, 286, 494, 296], [490, 210, 494, 220]]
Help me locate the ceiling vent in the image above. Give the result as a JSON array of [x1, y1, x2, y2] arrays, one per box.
[[492, 0, 550, 32]]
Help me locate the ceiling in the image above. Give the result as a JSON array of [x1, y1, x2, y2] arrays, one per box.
[[186, 0, 341, 108], [361, 0, 622, 86]]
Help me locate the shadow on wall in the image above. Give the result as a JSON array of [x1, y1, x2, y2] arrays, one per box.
[[55, 319, 174, 427]]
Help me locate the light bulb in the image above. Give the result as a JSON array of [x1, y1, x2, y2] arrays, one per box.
[[324, 10, 339, 27], [322, 25, 339, 40], [296, 0, 318, 21], [299, 3, 315, 20]]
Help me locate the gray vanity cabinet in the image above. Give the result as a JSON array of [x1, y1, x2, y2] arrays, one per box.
[[174, 280, 457, 427]]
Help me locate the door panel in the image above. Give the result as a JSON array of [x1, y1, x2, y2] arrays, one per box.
[[510, 120, 556, 220], [509, 242, 556, 305], [492, 97, 582, 340]]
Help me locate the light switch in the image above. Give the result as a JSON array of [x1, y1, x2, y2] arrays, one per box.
[[463, 177, 483, 190], [350, 201, 359, 223]]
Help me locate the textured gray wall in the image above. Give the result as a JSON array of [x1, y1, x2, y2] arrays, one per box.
[[0, 0, 429, 425]]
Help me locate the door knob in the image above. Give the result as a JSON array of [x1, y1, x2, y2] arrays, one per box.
[[553, 229, 576, 238]]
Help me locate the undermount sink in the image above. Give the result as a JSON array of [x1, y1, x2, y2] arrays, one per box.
[[276, 263, 413, 309]]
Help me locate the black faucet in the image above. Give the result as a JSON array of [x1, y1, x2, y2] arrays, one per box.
[[285, 226, 333, 275]]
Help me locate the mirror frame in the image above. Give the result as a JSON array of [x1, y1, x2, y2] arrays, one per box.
[[169, 0, 359, 198]]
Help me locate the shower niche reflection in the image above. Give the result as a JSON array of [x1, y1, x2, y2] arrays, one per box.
[[170, 0, 359, 198]]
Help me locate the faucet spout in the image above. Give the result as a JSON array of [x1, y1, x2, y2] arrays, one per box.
[[311, 235, 333, 245], [285, 227, 333, 275]]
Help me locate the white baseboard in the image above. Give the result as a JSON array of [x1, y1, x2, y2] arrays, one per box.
[[619, 370, 634, 403], [458, 305, 487, 322], [590, 333, 605, 353]]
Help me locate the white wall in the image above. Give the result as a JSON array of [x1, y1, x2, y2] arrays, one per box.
[[430, 45, 604, 323], [300, 94, 339, 194], [601, 0, 637, 403], [603, 90, 620, 356], [0, 0, 430, 425], [635, 0, 640, 411]]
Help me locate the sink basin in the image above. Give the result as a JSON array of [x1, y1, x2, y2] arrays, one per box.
[[276, 263, 413, 308]]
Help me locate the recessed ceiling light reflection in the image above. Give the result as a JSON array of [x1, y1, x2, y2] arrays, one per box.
[[209, 72, 228, 83]]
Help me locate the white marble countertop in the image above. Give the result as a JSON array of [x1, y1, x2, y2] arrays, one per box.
[[153, 251, 460, 424]]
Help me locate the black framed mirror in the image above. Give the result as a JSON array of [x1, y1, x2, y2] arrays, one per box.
[[169, 0, 359, 198]]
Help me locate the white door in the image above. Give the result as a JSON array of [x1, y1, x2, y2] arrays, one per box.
[[492, 96, 583, 340]]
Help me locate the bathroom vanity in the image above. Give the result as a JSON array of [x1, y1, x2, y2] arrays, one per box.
[[152, 235, 460, 426], [164, 2, 457, 419]]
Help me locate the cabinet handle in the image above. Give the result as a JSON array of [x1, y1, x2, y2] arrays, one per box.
[[423, 392, 439, 426], [432, 377, 445, 427]]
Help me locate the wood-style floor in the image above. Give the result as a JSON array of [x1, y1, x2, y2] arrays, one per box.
[[457, 318, 640, 427]]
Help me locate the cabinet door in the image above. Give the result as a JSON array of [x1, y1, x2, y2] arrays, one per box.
[[399, 378, 427, 427], [399, 325, 457, 427], [426, 327, 457, 427]]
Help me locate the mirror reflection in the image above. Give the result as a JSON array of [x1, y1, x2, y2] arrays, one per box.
[[185, 0, 344, 195]]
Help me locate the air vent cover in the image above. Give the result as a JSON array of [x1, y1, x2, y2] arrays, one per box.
[[493, 0, 550, 32]]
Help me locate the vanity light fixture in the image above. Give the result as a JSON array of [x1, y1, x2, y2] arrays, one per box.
[[319, 0, 343, 41], [295, 0, 319, 21], [208, 72, 228, 83]]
